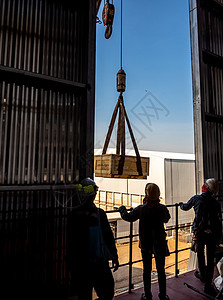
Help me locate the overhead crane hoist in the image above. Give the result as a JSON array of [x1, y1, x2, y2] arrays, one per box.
[[102, 0, 115, 39], [95, 0, 149, 179]]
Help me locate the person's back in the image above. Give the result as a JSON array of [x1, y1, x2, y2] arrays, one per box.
[[67, 178, 119, 300], [195, 192, 221, 240], [119, 183, 170, 300], [138, 203, 170, 254], [180, 178, 222, 296]]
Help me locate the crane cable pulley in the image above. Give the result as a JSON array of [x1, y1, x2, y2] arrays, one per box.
[[102, 0, 143, 176], [102, 0, 115, 39]]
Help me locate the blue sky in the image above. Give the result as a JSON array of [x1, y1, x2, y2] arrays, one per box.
[[95, 0, 194, 154]]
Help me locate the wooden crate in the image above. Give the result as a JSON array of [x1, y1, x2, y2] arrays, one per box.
[[94, 154, 150, 179]]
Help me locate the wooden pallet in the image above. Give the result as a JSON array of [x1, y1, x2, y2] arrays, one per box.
[[94, 154, 150, 179]]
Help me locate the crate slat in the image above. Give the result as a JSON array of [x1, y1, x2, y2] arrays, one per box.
[[94, 154, 149, 179]]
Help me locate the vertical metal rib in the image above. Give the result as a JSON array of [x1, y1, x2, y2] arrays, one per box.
[[71, 94, 75, 182], [54, 5, 59, 78], [8, 0, 15, 67], [66, 9, 71, 80], [36, 0, 42, 73], [69, 11, 74, 82], [32, 0, 37, 73], [0, 82, 6, 183], [41, 90, 47, 182], [31, 88, 38, 183], [46, 90, 52, 183], [79, 13, 84, 83], [18, 0, 25, 70], [42, 1, 50, 75], [2, 84, 10, 184], [50, 3, 55, 77], [61, 9, 65, 79], [37, 88, 43, 182], [23, 0, 30, 70], [3, 0, 9, 66], [63, 94, 68, 183], [76, 95, 81, 181], [7, 83, 16, 183], [67, 94, 71, 182], [0, 0, 6, 64], [18, 85, 25, 184], [12, 86, 20, 183], [58, 9, 62, 78], [50, 91, 55, 183], [14, 0, 21, 70], [75, 13, 80, 83], [27, 0, 33, 71], [55, 91, 59, 183], [72, 10, 77, 82], [58, 93, 62, 183], [21, 87, 29, 183], [27, 87, 34, 184]]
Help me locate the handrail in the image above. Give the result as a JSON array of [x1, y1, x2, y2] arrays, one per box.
[[105, 203, 193, 293]]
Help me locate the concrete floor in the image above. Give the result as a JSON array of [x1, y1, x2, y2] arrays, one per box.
[[114, 269, 222, 300]]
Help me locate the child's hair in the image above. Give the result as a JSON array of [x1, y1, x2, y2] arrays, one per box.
[[145, 183, 160, 200]]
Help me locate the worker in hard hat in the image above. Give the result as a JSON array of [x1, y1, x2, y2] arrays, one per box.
[[180, 178, 222, 296], [67, 177, 119, 300], [119, 183, 171, 300]]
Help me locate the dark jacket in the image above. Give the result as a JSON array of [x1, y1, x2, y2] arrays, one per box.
[[119, 203, 170, 255], [180, 192, 222, 239], [67, 204, 118, 271]]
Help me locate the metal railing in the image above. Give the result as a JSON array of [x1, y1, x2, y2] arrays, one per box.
[[105, 203, 193, 294], [0, 185, 221, 296]]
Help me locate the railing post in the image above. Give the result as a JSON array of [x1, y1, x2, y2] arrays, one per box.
[[129, 194, 132, 207], [175, 203, 179, 277], [129, 220, 134, 293]]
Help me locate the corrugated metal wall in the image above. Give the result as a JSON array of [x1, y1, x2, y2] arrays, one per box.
[[0, 83, 83, 184], [0, 0, 94, 184], [164, 159, 196, 226], [189, 0, 223, 197], [0, 0, 96, 298]]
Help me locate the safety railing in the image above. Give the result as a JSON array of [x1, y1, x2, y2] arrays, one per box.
[[95, 190, 145, 210], [105, 203, 193, 294]]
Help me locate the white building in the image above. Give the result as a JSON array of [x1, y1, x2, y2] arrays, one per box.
[[94, 149, 196, 227]]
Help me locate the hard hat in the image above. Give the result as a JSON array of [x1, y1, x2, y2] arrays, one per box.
[[74, 178, 98, 207], [80, 177, 99, 194], [145, 183, 160, 200], [205, 178, 218, 194]]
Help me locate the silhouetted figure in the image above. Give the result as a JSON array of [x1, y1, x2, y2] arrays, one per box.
[[67, 178, 119, 300], [119, 183, 170, 300], [180, 178, 222, 296]]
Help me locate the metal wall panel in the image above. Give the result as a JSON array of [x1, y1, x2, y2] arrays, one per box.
[[0, 0, 96, 296], [0, 187, 79, 297], [0, 82, 82, 185], [0, 0, 87, 82], [189, 0, 223, 197], [164, 159, 196, 226]]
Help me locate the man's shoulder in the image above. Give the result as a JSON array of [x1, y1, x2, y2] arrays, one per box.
[[193, 194, 202, 200], [201, 193, 219, 205], [189, 194, 201, 204]]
